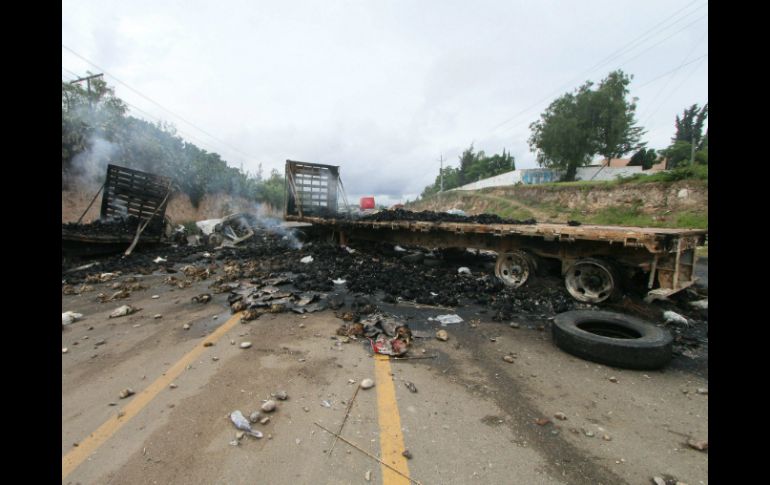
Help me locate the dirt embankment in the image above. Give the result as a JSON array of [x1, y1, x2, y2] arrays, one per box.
[[410, 180, 707, 227], [62, 186, 275, 224]]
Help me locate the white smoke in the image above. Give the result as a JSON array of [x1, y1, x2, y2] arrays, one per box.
[[251, 203, 303, 249], [70, 135, 118, 189]]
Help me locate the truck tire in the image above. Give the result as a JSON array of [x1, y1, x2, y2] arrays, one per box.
[[552, 310, 673, 370]]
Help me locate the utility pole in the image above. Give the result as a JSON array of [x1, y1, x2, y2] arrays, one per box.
[[439, 154, 444, 193], [70, 73, 104, 109], [690, 134, 696, 166]]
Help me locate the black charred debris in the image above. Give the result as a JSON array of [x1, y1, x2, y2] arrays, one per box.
[[357, 208, 536, 225], [62, 213, 707, 356]]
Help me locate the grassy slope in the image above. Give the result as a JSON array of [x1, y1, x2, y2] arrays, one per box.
[[408, 170, 708, 229]]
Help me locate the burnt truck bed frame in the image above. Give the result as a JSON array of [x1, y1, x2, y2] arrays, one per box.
[[62, 164, 172, 245], [284, 160, 707, 302]]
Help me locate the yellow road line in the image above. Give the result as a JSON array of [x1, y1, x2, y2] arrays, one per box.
[[62, 312, 243, 480], [374, 354, 411, 485]]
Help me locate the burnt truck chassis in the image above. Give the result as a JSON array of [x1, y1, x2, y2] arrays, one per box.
[[283, 160, 706, 304], [287, 216, 705, 303]]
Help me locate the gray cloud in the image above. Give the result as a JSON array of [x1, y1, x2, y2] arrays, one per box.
[[63, 0, 708, 202]]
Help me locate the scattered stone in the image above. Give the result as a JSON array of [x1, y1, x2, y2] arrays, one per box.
[[240, 342, 252, 349], [203, 342, 214, 347], [303, 406, 310, 412], [183, 323, 190, 330], [687, 439, 708, 451], [62, 348, 68, 354], [119, 388, 135, 399], [108, 402, 117, 406], [584, 430, 595, 437], [696, 388, 708, 395], [229, 440, 239, 446], [402, 450, 413, 459], [436, 329, 449, 341], [212, 356, 219, 361], [95, 339, 106, 346], [230, 340, 235, 345], [609, 377, 618, 383], [169, 383, 178, 389], [261, 400, 277, 412], [154, 314, 162, 319], [117, 411, 125, 418], [299, 323, 305, 328], [275, 390, 289, 400], [503, 355, 515, 363], [652, 478, 666, 485], [152, 295, 160, 299], [249, 412, 261, 423], [260, 417, 270, 425], [321, 400, 332, 408], [535, 418, 551, 426], [365, 470, 371, 481], [360, 378, 375, 389], [509, 322, 520, 329], [404, 381, 417, 393], [603, 434, 612, 441], [73, 442, 79, 447], [554, 412, 567, 420]]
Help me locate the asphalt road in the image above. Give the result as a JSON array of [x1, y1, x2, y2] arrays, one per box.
[[63, 273, 708, 485]]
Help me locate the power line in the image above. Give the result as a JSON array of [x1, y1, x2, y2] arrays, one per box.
[[484, 0, 708, 136], [640, 29, 708, 125], [641, 55, 708, 129], [635, 53, 708, 89], [61, 45, 259, 164]]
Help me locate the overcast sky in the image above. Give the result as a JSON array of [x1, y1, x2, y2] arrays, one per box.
[[62, 0, 708, 205]]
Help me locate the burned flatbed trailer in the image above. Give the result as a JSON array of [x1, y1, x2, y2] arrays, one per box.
[[284, 160, 707, 303], [62, 164, 172, 256]]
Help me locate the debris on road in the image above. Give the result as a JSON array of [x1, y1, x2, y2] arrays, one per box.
[[62, 311, 84, 326], [609, 377, 618, 383], [402, 449, 413, 459], [109, 305, 139, 318], [696, 388, 708, 395], [119, 388, 135, 399], [535, 418, 551, 426], [300, 255, 314, 264], [240, 342, 252, 349], [261, 400, 277, 412], [554, 412, 567, 420], [503, 355, 515, 363], [275, 390, 289, 400], [436, 329, 449, 341], [404, 381, 417, 393], [360, 378, 375, 389], [687, 439, 708, 451], [430, 314, 463, 326], [229, 410, 263, 438], [191, 293, 212, 303], [62, 347, 68, 353], [663, 311, 689, 326]]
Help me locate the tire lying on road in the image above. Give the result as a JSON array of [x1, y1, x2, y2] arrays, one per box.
[[552, 310, 673, 370]]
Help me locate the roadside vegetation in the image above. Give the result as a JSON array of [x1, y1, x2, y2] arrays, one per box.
[[62, 76, 284, 208]]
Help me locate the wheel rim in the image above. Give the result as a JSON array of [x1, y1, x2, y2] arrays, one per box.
[[495, 251, 534, 288], [565, 259, 615, 303]]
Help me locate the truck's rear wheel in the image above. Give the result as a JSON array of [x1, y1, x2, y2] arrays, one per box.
[[564, 258, 618, 304], [495, 250, 537, 288]]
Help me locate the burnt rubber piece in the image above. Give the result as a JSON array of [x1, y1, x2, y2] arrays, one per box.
[[552, 310, 673, 370]]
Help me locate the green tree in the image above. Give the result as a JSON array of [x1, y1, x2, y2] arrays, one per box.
[[529, 70, 645, 181], [592, 70, 645, 164], [528, 82, 596, 181], [628, 148, 659, 170], [672, 103, 708, 147]]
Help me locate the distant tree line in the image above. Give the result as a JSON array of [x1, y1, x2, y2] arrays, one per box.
[[528, 69, 707, 179], [62, 76, 284, 209], [421, 146, 515, 198]]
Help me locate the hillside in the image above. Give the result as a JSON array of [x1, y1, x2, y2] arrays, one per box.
[[407, 179, 707, 229]]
